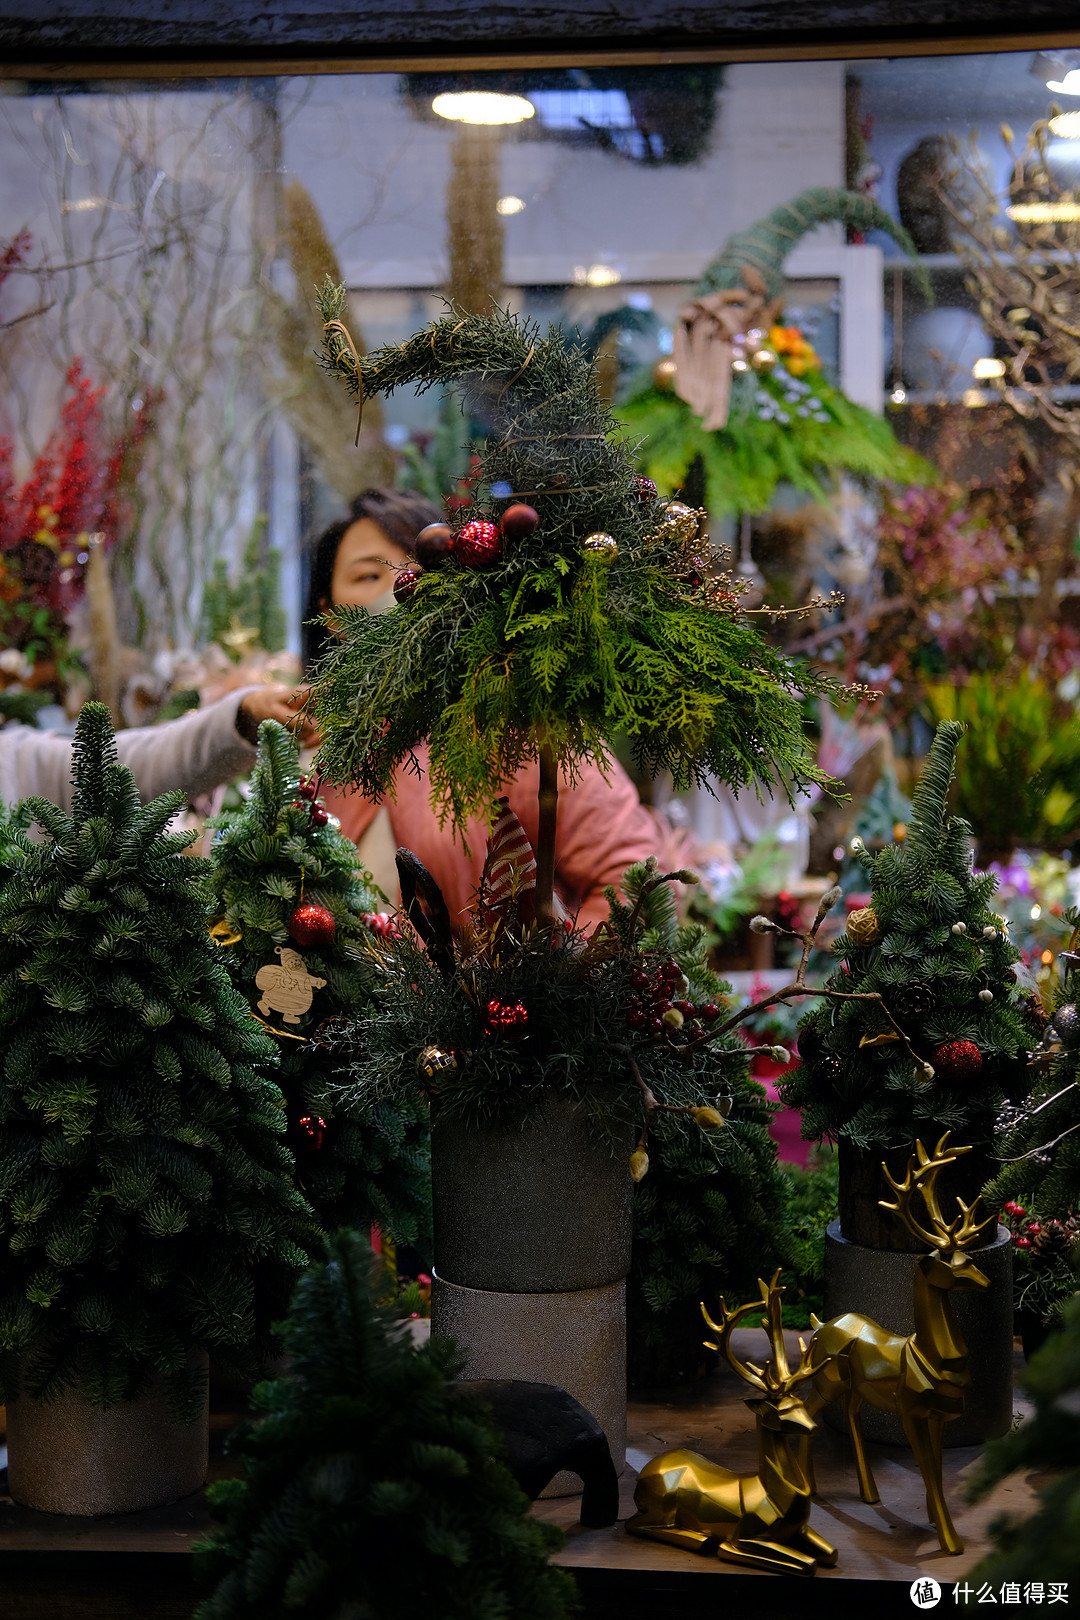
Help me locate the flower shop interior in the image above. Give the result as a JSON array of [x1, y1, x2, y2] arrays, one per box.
[[3, 24, 1080, 1620]]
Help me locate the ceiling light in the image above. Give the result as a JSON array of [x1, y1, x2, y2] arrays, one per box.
[[431, 92, 535, 125], [1050, 111, 1080, 137], [1048, 69, 1080, 96], [1007, 200, 1080, 222], [496, 195, 525, 215], [574, 263, 622, 288], [972, 357, 1006, 378], [1032, 50, 1080, 92]]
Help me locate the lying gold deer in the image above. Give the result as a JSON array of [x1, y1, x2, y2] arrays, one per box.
[[802, 1134, 993, 1555], [627, 1273, 838, 1576]]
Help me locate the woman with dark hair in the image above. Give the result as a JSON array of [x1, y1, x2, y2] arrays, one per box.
[[303, 488, 442, 670], [305, 488, 692, 926]]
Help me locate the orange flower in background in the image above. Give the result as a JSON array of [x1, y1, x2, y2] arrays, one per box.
[[767, 323, 820, 376]]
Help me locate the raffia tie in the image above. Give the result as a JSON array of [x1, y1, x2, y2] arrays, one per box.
[[672, 272, 782, 432]]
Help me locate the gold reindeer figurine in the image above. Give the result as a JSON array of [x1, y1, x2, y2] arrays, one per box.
[[626, 1273, 838, 1576], [802, 1134, 993, 1555]]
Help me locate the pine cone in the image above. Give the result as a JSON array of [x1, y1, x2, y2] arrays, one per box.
[[1031, 1218, 1074, 1269], [888, 980, 935, 1026], [1022, 992, 1049, 1032]]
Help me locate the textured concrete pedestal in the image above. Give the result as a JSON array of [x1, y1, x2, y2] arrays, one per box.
[[432, 1274, 626, 1494], [822, 1219, 1013, 1447], [6, 1366, 209, 1514], [430, 1095, 632, 1496]]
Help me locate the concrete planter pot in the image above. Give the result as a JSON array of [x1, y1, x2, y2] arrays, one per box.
[[6, 1356, 209, 1515], [822, 1219, 1013, 1447], [430, 1093, 632, 1494]]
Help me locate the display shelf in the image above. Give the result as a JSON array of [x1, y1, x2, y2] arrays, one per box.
[[0, 1337, 1045, 1619]]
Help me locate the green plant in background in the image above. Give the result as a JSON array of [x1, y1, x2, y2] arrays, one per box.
[[194, 1229, 576, 1620], [780, 721, 1040, 1155], [0, 705, 318, 1415], [690, 828, 789, 948], [201, 516, 287, 661], [207, 721, 432, 1249], [616, 188, 931, 516], [966, 1291, 1080, 1588], [779, 1146, 840, 1326], [925, 675, 1080, 862]]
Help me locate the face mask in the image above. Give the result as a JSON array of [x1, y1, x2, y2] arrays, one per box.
[[365, 584, 399, 617]]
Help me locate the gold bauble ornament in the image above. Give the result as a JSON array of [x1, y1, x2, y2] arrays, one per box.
[[582, 531, 618, 561], [847, 906, 882, 946], [417, 1045, 458, 1080], [750, 347, 777, 373], [653, 356, 678, 390], [661, 501, 692, 523]]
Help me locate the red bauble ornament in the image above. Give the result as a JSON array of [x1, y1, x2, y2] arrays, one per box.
[[455, 519, 502, 566], [415, 522, 454, 566], [484, 997, 529, 1038], [361, 911, 397, 939], [500, 503, 539, 542], [296, 1113, 326, 1152], [633, 476, 659, 502], [393, 565, 423, 603], [288, 902, 336, 948], [932, 1039, 984, 1083]]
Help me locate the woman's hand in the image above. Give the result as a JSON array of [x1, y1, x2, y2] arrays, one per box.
[[236, 684, 320, 747]]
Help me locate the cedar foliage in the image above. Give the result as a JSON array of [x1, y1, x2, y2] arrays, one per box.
[[967, 1290, 1080, 1587], [0, 704, 318, 1417], [780, 721, 1038, 1151], [312, 290, 847, 829], [194, 1228, 576, 1620], [207, 720, 431, 1246]]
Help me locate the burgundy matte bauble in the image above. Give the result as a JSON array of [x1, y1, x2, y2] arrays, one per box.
[[288, 901, 336, 948], [933, 1038, 984, 1083], [500, 503, 539, 542], [296, 1114, 326, 1152], [455, 519, 502, 566], [415, 522, 454, 566], [634, 476, 659, 501], [393, 566, 423, 603], [484, 997, 529, 1038], [308, 805, 329, 828]]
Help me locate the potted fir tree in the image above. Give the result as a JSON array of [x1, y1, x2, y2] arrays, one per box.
[[307, 294, 866, 1474], [206, 719, 431, 1250], [779, 719, 1040, 1443], [0, 705, 318, 1514]]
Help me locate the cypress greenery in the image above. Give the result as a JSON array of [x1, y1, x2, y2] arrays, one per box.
[[966, 1289, 1080, 1587], [617, 188, 932, 515], [312, 289, 850, 831], [0, 704, 318, 1417], [620, 869, 799, 1386], [207, 720, 431, 1247], [779, 721, 1039, 1152], [194, 1228, 576, 1620]]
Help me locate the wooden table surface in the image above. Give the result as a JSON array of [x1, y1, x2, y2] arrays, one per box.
[[0, 1337, 1046, 1618]]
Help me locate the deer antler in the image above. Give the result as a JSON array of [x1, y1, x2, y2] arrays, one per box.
[[949, 1194, 995, 1251], [703, 1272, 814, 1395], [880, 1133, 972, 1250], [701, 1278, 772, 1393]]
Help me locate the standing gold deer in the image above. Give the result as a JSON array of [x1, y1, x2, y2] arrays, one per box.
[[802, 1134, 993, 1555], [626, 1273, 838, 1575]]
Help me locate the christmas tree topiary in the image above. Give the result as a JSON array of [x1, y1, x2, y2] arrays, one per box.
[[779, 720, 1040, 1228], [207, 720, 432, 1248], [966, 1290, 1080, 1587], [0, 704, 318, 1415], [194, 1228, 576, 1620]]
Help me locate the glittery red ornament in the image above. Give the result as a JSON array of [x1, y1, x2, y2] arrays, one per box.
[[633, 476, 659, 501], [288, 901, 336, 948], [500, 503, 539, 542], [933, 1039, 984, 1083], [393, 565, 423, 603], [414, 522, 454, 566], [455, 519, 502, 567], [296, 1114, 326, 1152], [484, 997, 529, 1038]]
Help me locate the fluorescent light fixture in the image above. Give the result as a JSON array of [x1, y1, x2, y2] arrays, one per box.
[[972, 357, 1006, 378], [432, 92, 535, 125], [60, 197, 109, 213], [1007, 200, 1080, 222], [573, 263, 622, 287], [496, 195, 525, 215], [1048, 69, 1080, 95], [1050, 111, 1080, 137]]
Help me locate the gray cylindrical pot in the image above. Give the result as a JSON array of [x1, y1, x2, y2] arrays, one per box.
[[6, 1357, 209, 1515], [430, 1094, 632, 1493], [822, 1220, 1012, 1447]]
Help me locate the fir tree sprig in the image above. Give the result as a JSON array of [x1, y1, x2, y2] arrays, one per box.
[[194, 1229, 576, 1620], [0, 704, 319, 1416]]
